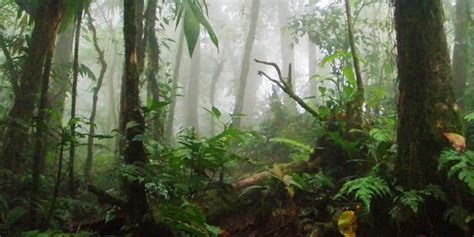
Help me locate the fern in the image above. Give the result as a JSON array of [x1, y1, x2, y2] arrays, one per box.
[[390, 185, 447, 223], [438, 150, 474, 192], [336, 176, 391, 211], [269, 137, 313, 154], [444, 206, 472, 231]]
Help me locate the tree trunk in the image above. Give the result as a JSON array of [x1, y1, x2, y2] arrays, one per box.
[[452, 0, 470, 108], [395, 0, 463, 233], [344, 0, 364, 129], [277, 0, 296, 114], [144, 0, 163, 141], [31, 23, 59, 228], [47, 24, 74, 150], [307, 37, 318, 104], [209, 60, 225, 136], [166, 27, 185, 143], [121, 0, 153, 230], [1, 0, 66, 172], [232, 0, 260, 129], [84, 10, 108, 184], [185, 40, 201, 131], [68, 3, 84, 197]]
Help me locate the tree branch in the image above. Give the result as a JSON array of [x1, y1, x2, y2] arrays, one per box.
[[254, 59, 321, 119]]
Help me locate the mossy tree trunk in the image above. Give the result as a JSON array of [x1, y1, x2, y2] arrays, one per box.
[[144, 0, 163, 141], [394, 0, 463, 234], [1, 0, 66, 172], [121, 0, 154, 230]]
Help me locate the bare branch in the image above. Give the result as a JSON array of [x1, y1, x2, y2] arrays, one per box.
[[254, 59, 321, 119]]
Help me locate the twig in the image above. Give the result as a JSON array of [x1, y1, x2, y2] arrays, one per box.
[[254, 59, 321, 119]]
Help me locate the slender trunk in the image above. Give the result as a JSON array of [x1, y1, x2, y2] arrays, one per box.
[[166, 28, 185, 143], [84, 11, 108, 183], [68, 3, 84, 196], [395, 1, 463, 233], [277, 0, 296, 114], [307, 37, 318, 104], [31, 28, 57, 228], [121, 0, 153, 230], [106, 47, 119, 133], [452, 0, 470, 108], [185, 42, 201, 131], [209, 60, 225, 136], [344, 0, 364, 129], [232, 0, 260, 129], [145, 0, 162, 141], [1, 0, 65, 172]]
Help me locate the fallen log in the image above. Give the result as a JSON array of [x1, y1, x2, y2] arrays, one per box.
[[232, 159, 321, 190]]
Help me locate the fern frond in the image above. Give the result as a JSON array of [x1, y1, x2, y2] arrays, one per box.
[[336, 176, 391, 211]]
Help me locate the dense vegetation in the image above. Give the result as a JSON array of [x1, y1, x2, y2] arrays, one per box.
[[0, 0, 473, 236]]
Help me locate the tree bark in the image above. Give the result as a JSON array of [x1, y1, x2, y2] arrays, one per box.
[[84, 10, 108, 184], [121, 0, 153, 230], [144, 0, 163, 141], [31, 22, 59, 228], [344, 0, 364, 129], [452, 0, 470, 108], [1, 0, 66, 172], [232, 0, 260, 129], [394, 0, 463, 233], [166, 27, 185, 143], [68, 2, 84, 197]]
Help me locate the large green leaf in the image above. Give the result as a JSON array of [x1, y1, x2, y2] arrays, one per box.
[[188, 1, 218, 49], [183, 1, 200, 56]]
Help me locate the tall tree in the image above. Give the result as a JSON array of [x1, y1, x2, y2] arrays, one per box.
[[68, 1, 84, 196], [31, 17, 61, 228], [166, 27, 185, 142], [394, 0, 462, 233], [344, 0, 364, 129], [144, 0, 163, 141], [84, 10, 108, 183], [121, 0, 153, 230], [185, 41, 201, 130], [1, 0, 66, 171], [277, 0, 296, 114], [452, 0, 470, 107], [232, 0, 260, 129]]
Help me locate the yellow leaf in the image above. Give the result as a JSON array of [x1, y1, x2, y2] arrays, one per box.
[[338, 211, 357, 237], [443, 132, 466, 152], [286, 186, 295, 198]]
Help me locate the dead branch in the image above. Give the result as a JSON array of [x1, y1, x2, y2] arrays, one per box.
[[254, 59, 321, 120]]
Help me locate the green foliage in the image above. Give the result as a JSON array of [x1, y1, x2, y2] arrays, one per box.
[[336, 176, 391, 211], [269, 137, 313, 162], [175, 0, 218, 56], [443, 206, 473, 231], [439, 150, 474, 192], [389, 185, 447, 224], [158, 200, 220, 237]]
